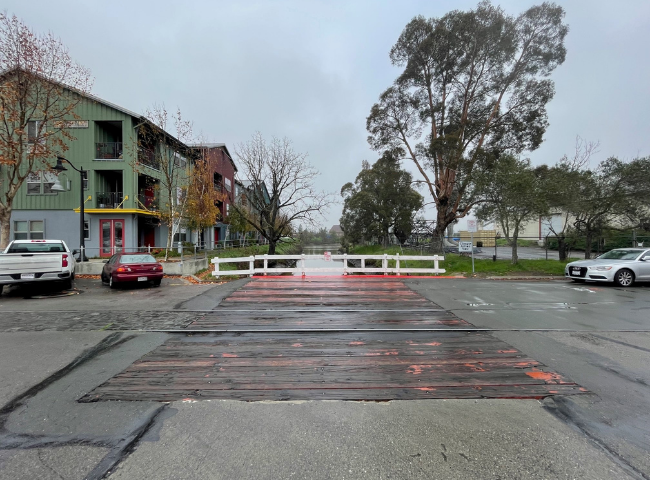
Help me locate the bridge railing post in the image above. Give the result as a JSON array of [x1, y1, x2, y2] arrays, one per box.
[[263, 254, 268, 276], [301, 254, 305, 277], [434, 256, 439, 275], [343, 254, 348, 275], [396, 253, 400, 276], [383, 253, 388, 275], [249, 256, 255, 277], [213, 256, 220, 276]]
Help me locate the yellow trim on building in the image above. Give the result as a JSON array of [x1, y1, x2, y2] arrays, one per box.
[[72, 208, 158, 216]]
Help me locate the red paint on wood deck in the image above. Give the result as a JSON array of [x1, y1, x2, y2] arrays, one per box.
[[83, 277, 586, 402]]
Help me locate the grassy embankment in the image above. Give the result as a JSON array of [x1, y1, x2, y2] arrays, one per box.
[[349, 245, 569, 277]]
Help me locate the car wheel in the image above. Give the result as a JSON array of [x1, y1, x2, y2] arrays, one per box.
[[62, 278, 73, 290], [614, 268, 634, 287], [152, 279, 162, 287], [101, 274, 108, 285], [109, 275, 116, 289]]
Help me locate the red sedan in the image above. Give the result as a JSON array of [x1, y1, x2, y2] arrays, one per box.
[[101, 253, 164, 288]]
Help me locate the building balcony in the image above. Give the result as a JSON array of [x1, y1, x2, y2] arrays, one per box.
[[137, 193, 159, 212], [96, 192, 124, 209], [95, 142, 123, 160], [138, 148, 159, 170]]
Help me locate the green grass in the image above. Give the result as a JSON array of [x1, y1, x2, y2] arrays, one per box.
[[349, 245, 569, 277]]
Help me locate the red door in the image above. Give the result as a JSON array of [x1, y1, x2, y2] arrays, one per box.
[[100, 219, 125, 257]]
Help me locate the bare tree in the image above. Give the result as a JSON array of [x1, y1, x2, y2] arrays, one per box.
[[0, 12, 93, 248], [134, 105, 193, 260], [231, 132, 334, 255]]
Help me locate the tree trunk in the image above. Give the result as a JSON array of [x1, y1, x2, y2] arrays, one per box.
[[432, 222, 446, 254], [511, 227, 519, 265], [557, 235, 567, 261], [584, 230, 593, 259], [0, 206, 11, 250], [268, 240, 277, 256]]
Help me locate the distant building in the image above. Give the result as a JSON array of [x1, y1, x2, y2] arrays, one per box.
[[189, 143, 237, 248], [329, 225, 343, 238]]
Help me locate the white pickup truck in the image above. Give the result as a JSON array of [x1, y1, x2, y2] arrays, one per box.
[[0, 240, 76, 294]]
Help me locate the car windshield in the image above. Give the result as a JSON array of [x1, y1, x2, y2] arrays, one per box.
[[119, 254, 157, 264], [597, 249, 642, 260], [6, 243, 65, 253]]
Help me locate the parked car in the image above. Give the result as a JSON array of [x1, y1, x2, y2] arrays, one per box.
[[101, 253, 163, 288], [0, 240, 76, 294], [565, 248, 650, 287]]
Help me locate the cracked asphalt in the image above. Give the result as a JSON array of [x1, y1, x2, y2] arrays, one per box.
[[0, 277, 648, 479]]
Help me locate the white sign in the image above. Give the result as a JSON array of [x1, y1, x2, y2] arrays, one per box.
[[467, 219, 478, 233], [459, 242, 473, 253], [324, 251, 332, 261]]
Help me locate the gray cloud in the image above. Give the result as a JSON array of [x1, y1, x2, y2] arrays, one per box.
[[5, 0, 650, 228]]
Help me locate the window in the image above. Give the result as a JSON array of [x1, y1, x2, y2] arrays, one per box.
[[26, 171, 57, 195], [27, 121, 45, 144], [84, 220, 90, 240], [226, 204, 230, 215], [27, 173, 41, 195], [173, 232, 187, 243], [224, 177, 232, 192], [14, 220, 44, 240], [173, 152, 187, 168]]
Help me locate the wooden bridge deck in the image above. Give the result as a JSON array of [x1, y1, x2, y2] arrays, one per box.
[[83, 277, 586, 402]]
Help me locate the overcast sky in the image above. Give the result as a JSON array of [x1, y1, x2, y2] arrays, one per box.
[[6, 0, 650, 229]]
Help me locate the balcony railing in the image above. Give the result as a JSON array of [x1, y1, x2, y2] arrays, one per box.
[[137, 193, 159, 212], [138, 148, 159, 170], [214, 182, 223, 192], [95, 142, 123, 160], [96, 192, 124, 209]]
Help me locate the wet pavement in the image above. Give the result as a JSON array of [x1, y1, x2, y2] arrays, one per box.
[[0, 276, 648, 479]]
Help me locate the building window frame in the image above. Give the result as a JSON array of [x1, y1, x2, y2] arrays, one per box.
[[84, 219, 90, 240], [14, 220, 45, 240], [26, 171, 58, 195]]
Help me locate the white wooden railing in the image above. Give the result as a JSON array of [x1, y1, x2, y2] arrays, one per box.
[[211, 254, 445, 277]]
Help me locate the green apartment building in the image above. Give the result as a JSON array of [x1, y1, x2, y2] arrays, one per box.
[[2, 90, 191, 257]]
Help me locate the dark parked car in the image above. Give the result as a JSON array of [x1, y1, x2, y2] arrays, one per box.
[[101, 253, 163, 288]]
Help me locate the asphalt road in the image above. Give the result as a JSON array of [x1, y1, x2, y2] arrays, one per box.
[[473, 245, 582, 260], [0, 277, 648, 479]]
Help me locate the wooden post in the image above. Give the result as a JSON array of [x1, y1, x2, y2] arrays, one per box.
[[301, 254, 306, 277], [361, 258, 365, 272], [249, 256, 255, 277], [396, 253, 400, 276], [214, 257, 220, 277], [343, 254, 348, 275], [263, 254, 268, 276], [383, 253, 388, 275], [434, 256, 439, 275]]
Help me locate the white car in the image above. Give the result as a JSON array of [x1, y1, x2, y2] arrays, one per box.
[[565, 248, 650, 287]]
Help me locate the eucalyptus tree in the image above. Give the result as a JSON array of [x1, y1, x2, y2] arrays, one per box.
[[366, 1, 568, 250], [340, 151, 423, 246]]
